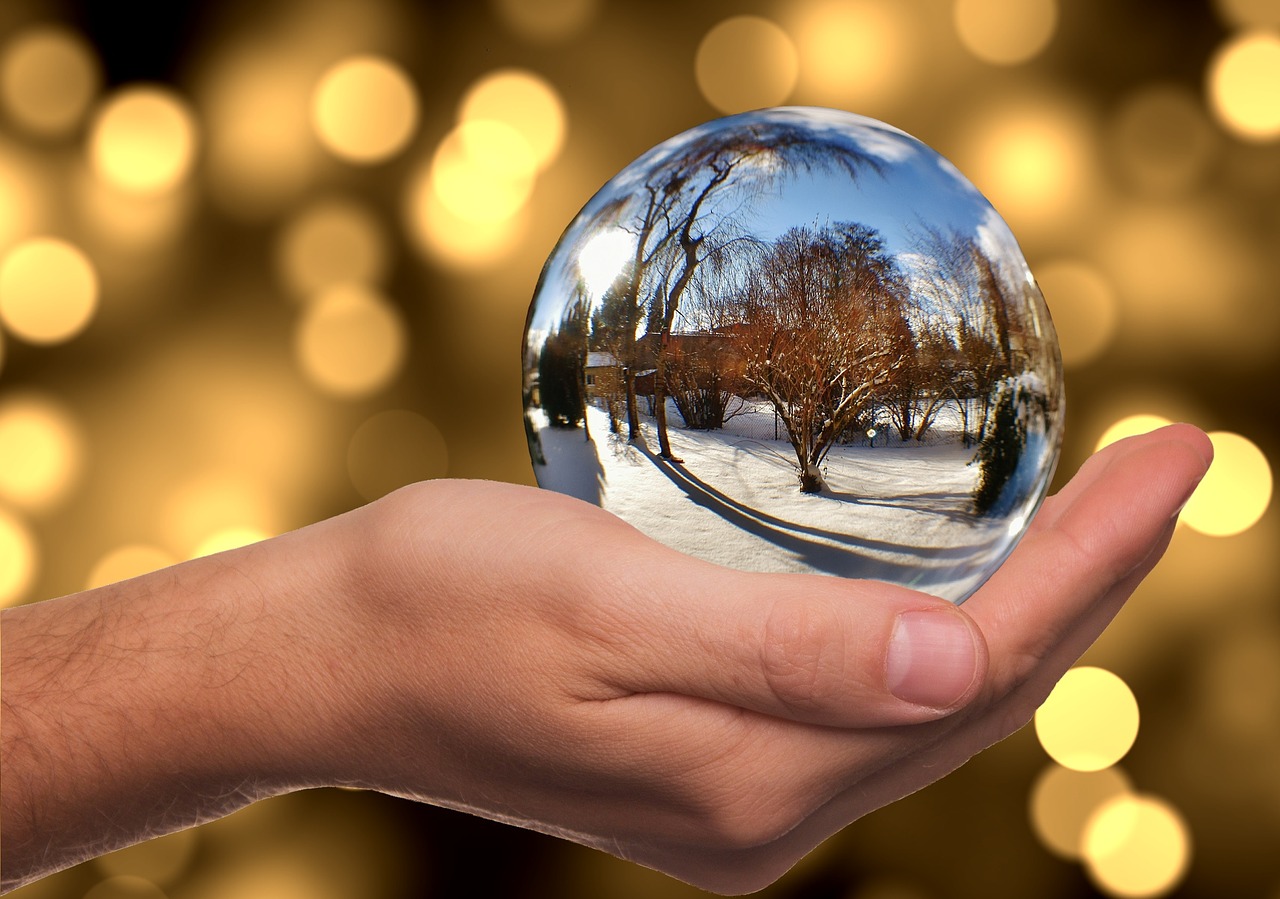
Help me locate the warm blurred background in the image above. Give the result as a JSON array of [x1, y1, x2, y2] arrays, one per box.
[[0, 0, 1276, 897]]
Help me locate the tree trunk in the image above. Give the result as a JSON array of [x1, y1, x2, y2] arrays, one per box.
[[624, 369, 643, 442], [800, 460, 827, 493]]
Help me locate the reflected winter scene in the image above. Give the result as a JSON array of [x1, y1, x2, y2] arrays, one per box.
[[523, 108, 1063, 602]]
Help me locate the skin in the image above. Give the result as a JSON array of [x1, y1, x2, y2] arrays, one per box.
[[0, 424, 1212, 895]]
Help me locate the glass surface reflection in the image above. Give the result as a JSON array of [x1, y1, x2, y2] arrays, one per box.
[[523, 108, 1063, 603]]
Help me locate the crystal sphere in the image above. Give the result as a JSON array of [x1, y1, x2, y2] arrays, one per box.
[[522, 107, 1063, 603]]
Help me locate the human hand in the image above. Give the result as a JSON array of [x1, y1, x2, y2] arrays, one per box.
[[312, 423, 1211, 894]]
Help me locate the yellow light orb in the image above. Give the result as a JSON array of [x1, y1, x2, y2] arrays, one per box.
[[1030, 764, 1133, 859], [90, 86, 198, 195], [1034, 261, 1117, 367], [0, 506, 37, 607], [492, 0, 597, 42], [1208, 31, 1280, 141], [695, 16, 799, 114], [347, 409, 449, 501], [86, 544, 177, 590], [788, 0, 909, 109], [0, 26, 100, 136], [1214, 0, 1280, 27], [1181, 431, 1271, 537], [405, 158, 526, 268], [459, 69, 566, 171], [0, 237, 98, 344], [430, 120, 537, 225], [311, 55, 419, 164], [161, 474, 278, 559], [294, 284, 406, 397], [0, 141, 41, 250], [94, 826, 197, 886], [192, 527, 272, 559], [0, 393, 84, 512], [1096, 414, 1175, 453], [1110, 85, 1219, 194], [1082, 794, 1191, 898], [1035, 666, 1140, 772], [277, 199, 387, 299], [954, 0, 1057, 65]]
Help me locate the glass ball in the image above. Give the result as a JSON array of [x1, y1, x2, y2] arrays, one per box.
[[522, 107, 1063, 603]]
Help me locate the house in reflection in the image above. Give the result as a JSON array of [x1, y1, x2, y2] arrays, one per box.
[[584, 351, 621, 402]]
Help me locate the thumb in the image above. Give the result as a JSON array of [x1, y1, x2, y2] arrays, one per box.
[[592, 554, 989, 729]]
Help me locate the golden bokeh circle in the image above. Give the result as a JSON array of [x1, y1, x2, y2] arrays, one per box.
[[82, 875, 168, 899], [1034, 260, 1117, 367], [695, 16, 799, 114], [86, 545, 177, 590], [1181, 430, 1272, 537], [1029, 763, 1132, 859], [94, 828, 198, 886], [1110, 84, 1219, 194], [0, 392, 84, 512], [0, 505, 37, 607], [430, 120, 537, 225], [1213, 0, 1280, 29], [0, 237, 98, 344], [1082, 794, 1191, 898], [294, 284, 407, 397], [458, 69, 566, 171], [1095, 414, 1175, 453], [953, 0, 1058, 65], [347, 409, 449, 501], [1208, 31, 1280, 141], [277, 199, 387, 299], [405, 156, 527, 268], [1035, 666, 1140, 771], [311, 55, 419, 164], [492, 0, 598, 43], [89, 86, 198, 194], [0, 26, 100, 136]]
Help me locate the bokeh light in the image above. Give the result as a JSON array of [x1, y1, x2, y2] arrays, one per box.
[[94, 828, 198, 886], [89, 86, 198, 195], [0, 26, 100, 136], [695, 16, 799, 114], [458, 69, 566, 172], [311, 55, 419, 164], [0, 392, 84, 513], [1035, 666, 1140, 771], [294, 284, 407, 397], [1082, 794, 1191, 897], [1030, 764, 1133, 859], [1034, 260, 1117, 367], [1181, 430, 1272, 537], [192, 527, 272, 559], [82, 875, 167, 899], [491, 0, 598, 42], [0, 237, 98, 344], [428, 120, 537, 224], [1214, 0, 1280, 28], [276, 198, 388, 299], [0, 505, 38, 607], [1096, 414, 1175, 452], [787, 0, 910, 110], [347, 409, 449, 501], [0, 140, 41, 250], [405, 158, 527, 268], [1109, 84, 1219, 195], [160, 474, 279, 559], [86, 544, 178, 590], [1207, 31, 1280, 141], [953, 0, 1057, 65]]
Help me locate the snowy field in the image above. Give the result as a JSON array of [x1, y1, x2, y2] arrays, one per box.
[[533, 400, 1029, 602]]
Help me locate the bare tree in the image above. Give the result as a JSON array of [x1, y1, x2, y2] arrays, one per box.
[[719, 221, 911, 493]]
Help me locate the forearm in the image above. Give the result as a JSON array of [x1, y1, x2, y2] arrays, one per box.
[[0, 521, 361, 891]]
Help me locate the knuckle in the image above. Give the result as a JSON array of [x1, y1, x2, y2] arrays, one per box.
[[758, 598, 848, 714]]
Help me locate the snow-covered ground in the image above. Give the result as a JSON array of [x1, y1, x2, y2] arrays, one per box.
[[533, 400, 1035, 602]]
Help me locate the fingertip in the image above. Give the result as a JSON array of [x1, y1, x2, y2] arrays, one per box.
[[885, 605, 987, 712]]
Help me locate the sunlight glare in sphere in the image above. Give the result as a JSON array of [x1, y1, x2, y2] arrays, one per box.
[[90, 86, 198, 195], [1082, 795, 1191, 898], [0, 237, 98, 344], [312, 55, 419, 164], [578, 230, 635, 299], [1035, 667, 1139, 772], [0, 393, 84, 513], [954, 0, 1057, 65], [1208, 31, 1280, 141], [0, 506, 37, 607], [86, 545, 177, 589], [1030, 764, 1132, 859], [459, 69, 566, 170], [1181, 431, 1271, 536], [295, 284, 406, 397], [695, 16, 799, 114], [0, 26, 100, 136]]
